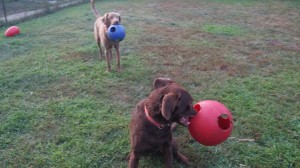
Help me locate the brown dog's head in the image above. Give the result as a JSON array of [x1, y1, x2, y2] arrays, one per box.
[[102, 12, 121, 26], [152, 78, 197, 126]]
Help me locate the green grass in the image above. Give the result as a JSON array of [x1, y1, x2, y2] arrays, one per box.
[[1, 0, 300, 167], [204, 0, 300, 6], [202, 24, 245, 36]]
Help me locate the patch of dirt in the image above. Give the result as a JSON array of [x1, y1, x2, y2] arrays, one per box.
[[62, 51, 96, 62], [146, 0, 201, 11], [251, 3, 300, 35], [269, 40, 300, 52], [142, 24, 256, 78], [144, 25, 206, 40], [38, 77, 78, 100]]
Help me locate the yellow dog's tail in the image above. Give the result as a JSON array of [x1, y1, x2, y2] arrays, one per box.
[[91, 0, 101, 18]]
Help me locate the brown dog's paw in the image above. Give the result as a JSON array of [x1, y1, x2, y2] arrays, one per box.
[[125, 152, 131, 161], [175, 151, 190, 166], [117, 67, 122, 73], [171, 123, 178, 131]]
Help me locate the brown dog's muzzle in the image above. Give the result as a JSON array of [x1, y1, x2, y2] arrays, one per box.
[[178, 107, 197, 127], [112, 20, 120, 25], [179, 117, 190, 126]]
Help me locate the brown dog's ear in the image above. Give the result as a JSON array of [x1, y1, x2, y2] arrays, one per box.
[[118, 15, 121, 23], [153, 78, 174, 90], [161, 93, 178, 120], [102, 14, 110, 26]]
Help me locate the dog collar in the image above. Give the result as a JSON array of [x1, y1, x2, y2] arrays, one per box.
[[144, 106, 171, 129]]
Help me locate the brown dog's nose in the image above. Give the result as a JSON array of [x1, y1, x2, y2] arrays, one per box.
[[192, 108, 197, 116], [113, 21, 119, 25]]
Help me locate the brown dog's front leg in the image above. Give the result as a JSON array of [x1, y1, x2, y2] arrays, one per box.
[[128, 152, 139, 168], [115, 46, 121, 72], [163, 146, 173, 168], [172, 138, 189, 165], [97, 39, 103, 59], [99, 46, 103, 59], [105, 49, 112, 72]]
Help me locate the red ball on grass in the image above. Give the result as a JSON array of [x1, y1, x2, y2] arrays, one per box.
[[188, 100, 233, 146], [5, 26, 20, 37]]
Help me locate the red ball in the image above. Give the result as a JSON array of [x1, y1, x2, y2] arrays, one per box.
[[5, 26, 20, 37], [188, 100, 233, 146]]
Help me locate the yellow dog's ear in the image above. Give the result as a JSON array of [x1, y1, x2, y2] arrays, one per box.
[[102, 13, 110, 26], [153, 78, 174, 90], [161, 93, 178, 120]]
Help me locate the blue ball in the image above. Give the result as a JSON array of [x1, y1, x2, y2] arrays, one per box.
[[107, 24, 126, 42]]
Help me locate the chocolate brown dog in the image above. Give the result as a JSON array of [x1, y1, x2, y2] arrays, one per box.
[[91, 0, 122, 72], [129, 78, 197, 168]]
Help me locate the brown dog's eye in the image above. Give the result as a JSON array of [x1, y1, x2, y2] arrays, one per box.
[[185, 106, 190, 110], [186, 104, 194, 111]]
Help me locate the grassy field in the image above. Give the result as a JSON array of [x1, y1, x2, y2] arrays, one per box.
[[0, 0, 299, 167]]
